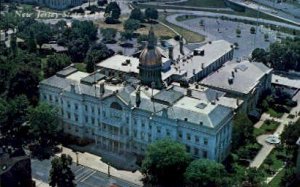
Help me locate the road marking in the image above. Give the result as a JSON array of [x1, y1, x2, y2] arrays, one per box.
[[73, 166, 85, 174], [76, 169, 92, 181], [76, 170, 94, 182], [80, 171, 96, 182]]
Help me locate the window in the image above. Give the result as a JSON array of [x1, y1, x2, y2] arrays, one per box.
[[91, 117, 95, 125], [85, 116, 88, 123], [67, 112, 70, 119], [178, 131, 182, 139], [195, 136, 199, 143], [187, 133, 191, 141], [110, 102, 122, 110], [67, 101, 70, 108], [55, 96, 58, 103], [203, 150, 208, 158], [85, 105, 88, 111], [186, 145, 190, 152], [43, 94, 47, 100], [194, 148, 199, 155], [75, 103, 78, 110], [149, 124, 152, 130], [49, 95, 53, 102], [126, 117, 129, 124], [91, 107, 94, 114], [103, 111, 106, 117], [204, 138, 208, 145], [166, 129, 170, 136], [75, 114, 78, 122], [157, 127, 161, 133]]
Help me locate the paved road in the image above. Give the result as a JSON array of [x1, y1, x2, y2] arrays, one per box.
[[166, 13, 282, 58], [31, 158, 141, 187], [228, 0, 300, 26]]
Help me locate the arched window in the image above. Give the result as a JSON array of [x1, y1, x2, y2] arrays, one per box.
[[110, 102, 122, 110]]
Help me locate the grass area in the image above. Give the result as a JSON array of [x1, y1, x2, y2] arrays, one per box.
[[267, 108, 284, 118], [174, 0, 227, 8], [75, 63, 86, 72], [269, 168, 285, 187], [159, 14, 205, 43], [94, 16, 176, 39], [254, 120, 280, 136]]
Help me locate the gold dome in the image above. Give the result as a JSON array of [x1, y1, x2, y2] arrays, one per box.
[[139, 47, 162, 66]]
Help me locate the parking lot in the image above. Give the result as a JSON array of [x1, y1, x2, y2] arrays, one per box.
[[31, 159, 140, 187]]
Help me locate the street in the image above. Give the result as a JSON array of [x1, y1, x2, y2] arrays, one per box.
[[31, 158, 141, 187]]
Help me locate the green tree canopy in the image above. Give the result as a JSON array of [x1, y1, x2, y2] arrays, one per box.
[[129, 8, 143, 21], [123, 19, 140, 32], [184, 159, 229, 187], [45, 54, 71, 77], [105, 2, 121, 21], [145, 8, 158, 21], [141, 139, 191, 186], [85, 43, 114, 73], [251, 48, 268, 63], [232, 113, 254, 150], [49, 154, 75, 187], [28, 102, 59, 146]]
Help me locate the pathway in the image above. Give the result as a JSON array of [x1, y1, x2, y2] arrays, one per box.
[[250, 92, 300, 168]]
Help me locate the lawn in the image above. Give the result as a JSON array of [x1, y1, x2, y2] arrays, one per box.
[[94, 16, 177, 39], [254, 120, 280, 137], [159, 14, 205, 43], [75, 63, 86, 72], [267, 108, 284, 118], [173, 0, 227, 8], [268, 168, 285, 187]]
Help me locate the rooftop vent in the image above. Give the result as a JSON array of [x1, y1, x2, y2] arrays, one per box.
[[122, 59, 131, 66], [228, 77, 234, 85], [184, 118, 188, 121]]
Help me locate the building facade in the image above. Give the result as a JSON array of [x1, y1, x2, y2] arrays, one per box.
[[40, 67, 233, 162]]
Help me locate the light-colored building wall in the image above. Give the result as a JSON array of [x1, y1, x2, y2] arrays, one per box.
[[39, 77, 233, 162]]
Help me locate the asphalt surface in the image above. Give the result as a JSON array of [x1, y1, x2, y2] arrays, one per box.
[[31, 158, 140, 187]]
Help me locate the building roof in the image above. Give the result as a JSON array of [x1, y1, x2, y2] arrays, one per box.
[[272, 74, 300, 89], [40, 69, 233, 129], [200, 60, 272, 94], [173, 40, 233, 80]]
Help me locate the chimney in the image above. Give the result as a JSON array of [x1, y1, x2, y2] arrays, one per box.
[[187, 88, 192, 96], [136, 90, 141, 107], [201, 63, 204, 69], [193, 69, 196, 74], [215, 92, 219, 101], [168, 46, 174, 60], [232, 71, 235, 77], [70, 83, 76, 93], [228, 77, 234, 85], [100, 82, 105, 95], [179, 37, 184, 55]]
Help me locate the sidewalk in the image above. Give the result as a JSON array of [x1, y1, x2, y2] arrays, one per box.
[[33, 178, 50, 187], [250, 93, 300, 168], [56, 146, 143, 186]]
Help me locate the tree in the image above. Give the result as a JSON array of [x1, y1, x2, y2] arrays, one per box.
[[242, 168, 265, 187], [123, 19, 140, 32], [49, 154, 75, 187], [68, 37, 90, 62], [101, 28, 117, 44], [8, 67, 40, 104], [184, 159, 229, 187], [28, 102, 60, 146], [264, 33, 269, 41], [232, 114, 254, 150], [26, 31, 37, 53], [85, 43, 114, 73], [10, 33, 17, 56], [34, 23, 53, 49], [141, 139, 191, 186], [130, 8, 143, 21], [251, 48, 268, 63], [250, 27, 256, 34], [45, 54, 71, 77], [97, 0, 108, 6], [105, 2, 121, 21], [236, 28, 241, 37], [145, 8, 158, 21]]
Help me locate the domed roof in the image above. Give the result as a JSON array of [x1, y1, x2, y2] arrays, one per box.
[[139, 47, 162, 66]]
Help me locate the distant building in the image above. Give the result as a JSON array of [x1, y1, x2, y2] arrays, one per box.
[[0, 147, 33, 187], [39, 30, 234, 162], [200, 60, 272, 114], [98, 39, 234, 85], [14, 0, 84, 10]]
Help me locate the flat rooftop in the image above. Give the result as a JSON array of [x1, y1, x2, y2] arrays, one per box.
[[272, 74, 300, 89], [200, 60, 272, 94]]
